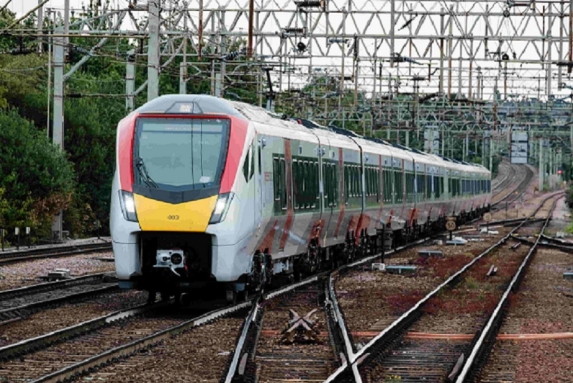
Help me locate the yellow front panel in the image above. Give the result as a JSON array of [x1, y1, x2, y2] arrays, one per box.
[[134, 194, 217, 232]]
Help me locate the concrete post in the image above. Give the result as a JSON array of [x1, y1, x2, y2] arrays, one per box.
[[179, 63, 187, 94], [126, 50, 135, 111], [51, 30, 65, 241], [64, 0, 69, 54], [147, 0, 160, 101], [215, 73, 222, 97], [37, 0, 43, 53]]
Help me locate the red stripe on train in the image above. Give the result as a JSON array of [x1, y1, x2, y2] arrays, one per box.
[[220, 116, 249, 193], [117, 112, 137, 192]]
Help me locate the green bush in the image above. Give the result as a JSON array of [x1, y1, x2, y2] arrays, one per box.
[[0, 110, 75, 238]]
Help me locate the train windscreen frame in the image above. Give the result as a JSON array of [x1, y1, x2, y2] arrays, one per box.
[[132, 117, 230, 203]]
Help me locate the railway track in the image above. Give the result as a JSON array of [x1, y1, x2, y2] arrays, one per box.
[[491, 160, 516, 195], [221, 280, 342, 383], [221, 234, 460, 383], [324, 191, 563, 383], [0, 188, 531, 382], [0, 273, 118, 326], [0, 241, 112, 265], [478, 222, 573, 381], [491, 165, 534, 210], [0, 298, 240, 382]]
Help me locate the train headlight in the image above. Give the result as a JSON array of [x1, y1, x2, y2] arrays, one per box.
[[118, 190, 138, 222], [209, 192, 234, 224]]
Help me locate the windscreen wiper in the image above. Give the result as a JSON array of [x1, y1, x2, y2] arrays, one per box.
[[135, 157, 159, 188]]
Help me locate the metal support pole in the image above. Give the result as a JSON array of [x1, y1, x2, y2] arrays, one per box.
[[447, 6, 453, 98], [539, 139, 544, 191], [147, 0, 160, 101], [179, 63, 187, 94], [51, 29, 65, 242], [46, 9, 52, 137], [570, 122, 573, 160], [63, 0, 69, 54], [248, 0, 254, 57], [439, 8, 445, 94], [215, 73, 222, 97], [220, 11, 226, 98], [52, 44, 64, 148], [569, 0, 573, 74], [468, 38, 473, 99], [457, 11, 462, 98], [489, 136, 493, 172], [198, 0, 203, 59], [390, 0, 395, 66], [550, 147, 554, 189], [441, 126, 445, 156], [547, 6, 553, 96], [559, 1, 564, 89], [36, 0, 43, 53], [126, 51, 135, 111], [180, 15, 187, 95]]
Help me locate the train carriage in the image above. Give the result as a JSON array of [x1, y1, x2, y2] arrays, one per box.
[[111, 95, 491, 301]]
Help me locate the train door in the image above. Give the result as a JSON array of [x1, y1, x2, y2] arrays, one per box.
[[320, 137, 334, 240], [254, 136, 263, 229], [242, 139, 256, 240]]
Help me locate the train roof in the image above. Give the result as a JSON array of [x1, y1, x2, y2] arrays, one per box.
[[136, 95, 490, 175], [135, 94, 243, 117]]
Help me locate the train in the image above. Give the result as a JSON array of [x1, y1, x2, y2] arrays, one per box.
[[110, 94, 491, 302]]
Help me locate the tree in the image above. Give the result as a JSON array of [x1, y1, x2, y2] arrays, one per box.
[[0, 110, 75, 238]]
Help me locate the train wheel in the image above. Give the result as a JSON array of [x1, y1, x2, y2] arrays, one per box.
[[226, 290, 238, 305], [174, 292, 182, 307], [147, 290, 157, 305], [160, 291, 171, 301]]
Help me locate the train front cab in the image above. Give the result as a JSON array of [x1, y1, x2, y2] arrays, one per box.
[[111, 96, 255, 296]]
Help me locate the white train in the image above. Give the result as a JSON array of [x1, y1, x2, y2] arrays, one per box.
[[111, 95, 491, 301]]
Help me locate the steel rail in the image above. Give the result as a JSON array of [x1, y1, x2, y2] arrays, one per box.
[[491, 166, 534, 211], [223, 302, 261, 383], [223, 234, 442, 382], [539, 234, 573, 247], [328, 273, 355, 361], [0, 301, 161, 361], [221, 272, 327, 382], [513, 235, 573, 254], [30, 300, 252, 383], [0, 242, 112, 265], [454, 195, 562, 383], [0, 285, 118, 326], [328, 272, 361, 382], [0, 272, 113, 301], [324, 191, 564, 383], [491, 161, 516, 195], [12, 199, 491, 382]]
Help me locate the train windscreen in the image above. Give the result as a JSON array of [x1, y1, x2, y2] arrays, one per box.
[[133, 118, 230, 191]]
